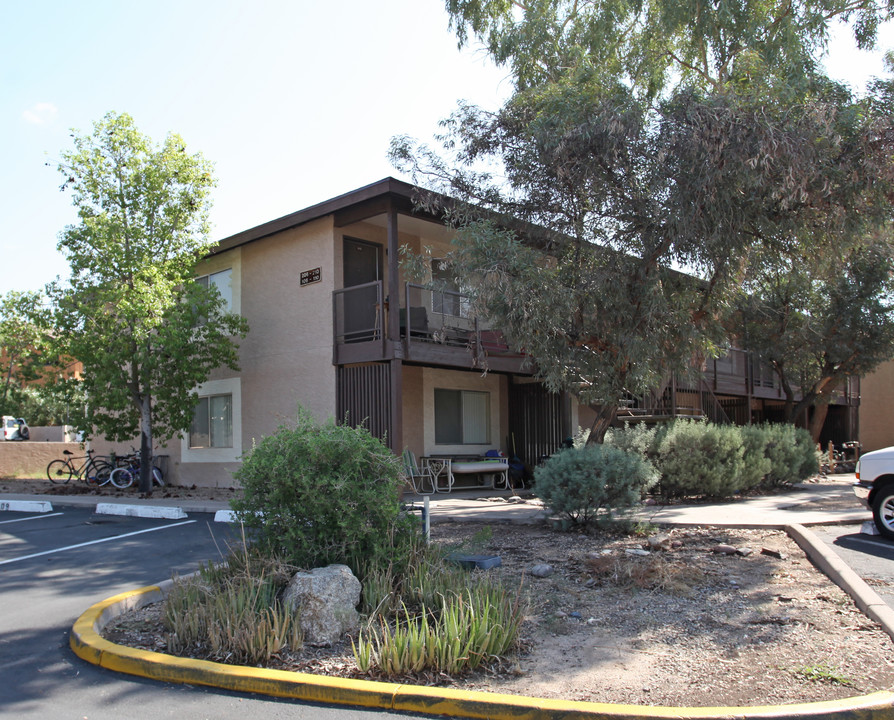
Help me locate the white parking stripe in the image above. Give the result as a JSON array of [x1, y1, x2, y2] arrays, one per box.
[[0, 512, 64, 526], [0, 520, 196, 566]]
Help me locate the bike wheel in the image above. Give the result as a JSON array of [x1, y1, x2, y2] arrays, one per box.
[[110, 467, 134, 489], [88, 460, 113, 486], [152, 466, 164, 487], [47, 459, 73, 484]]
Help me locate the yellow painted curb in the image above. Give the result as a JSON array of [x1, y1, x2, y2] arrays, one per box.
[[71, 586, 894, 720]]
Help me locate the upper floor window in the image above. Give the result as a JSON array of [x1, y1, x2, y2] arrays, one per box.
[[197, 268, 233, 313]]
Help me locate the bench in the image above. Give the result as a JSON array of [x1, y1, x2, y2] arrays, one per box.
[[421, 456, 509, 493]]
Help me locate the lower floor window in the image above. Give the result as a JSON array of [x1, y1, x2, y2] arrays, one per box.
[[435, 389, 490, 444], [189, 393, 233, 448]]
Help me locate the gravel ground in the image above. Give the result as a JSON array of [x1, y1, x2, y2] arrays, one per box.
[[102, 520, 894, 708]]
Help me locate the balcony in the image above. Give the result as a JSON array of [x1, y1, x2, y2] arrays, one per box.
[[332, 281, 530, 373]]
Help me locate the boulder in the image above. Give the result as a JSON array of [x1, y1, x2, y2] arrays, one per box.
[[282, 564, 361, 646]]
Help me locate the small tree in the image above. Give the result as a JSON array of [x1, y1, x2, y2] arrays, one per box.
[[731, 234, 894, 441], [0, 290, 56, 415], [50, 112, 248, 493]]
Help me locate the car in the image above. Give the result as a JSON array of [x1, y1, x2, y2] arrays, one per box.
[[2, 416, 30, 441], [854, 446, 894, 539]]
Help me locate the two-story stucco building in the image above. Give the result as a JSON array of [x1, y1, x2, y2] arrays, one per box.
[[136, 177, 860, 487]]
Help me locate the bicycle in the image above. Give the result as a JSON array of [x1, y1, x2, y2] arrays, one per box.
[[46, 449, 113, 485], [108, 453, 165, 489]]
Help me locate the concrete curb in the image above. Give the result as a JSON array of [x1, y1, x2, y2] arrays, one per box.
[[0, 499, 53, 513], [95, 503, 187, 520], [69, 524, 894, 720], [788, 524, 894, 642]]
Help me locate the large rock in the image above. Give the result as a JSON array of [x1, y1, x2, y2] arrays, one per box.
[[282, 564, 361, 646]]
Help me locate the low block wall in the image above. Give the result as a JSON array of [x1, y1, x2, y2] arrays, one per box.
[[0, 442, 82, 479]]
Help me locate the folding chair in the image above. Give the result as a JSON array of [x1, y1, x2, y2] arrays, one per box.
[[402, 449, 435, 495]]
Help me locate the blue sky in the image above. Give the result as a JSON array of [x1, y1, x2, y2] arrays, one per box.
[[1, 2, 891, 295]]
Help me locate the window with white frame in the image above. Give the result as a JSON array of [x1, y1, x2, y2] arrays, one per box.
[[189, 393, 233, 448], [196, 268, 233, 312], [434, 389, 490, 444]]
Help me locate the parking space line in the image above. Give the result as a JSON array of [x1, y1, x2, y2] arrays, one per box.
[[0, 512, 64, 526], [0, 520, 196, 566]]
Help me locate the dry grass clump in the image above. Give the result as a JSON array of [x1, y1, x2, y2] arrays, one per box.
[[585, 553, 706, 594]]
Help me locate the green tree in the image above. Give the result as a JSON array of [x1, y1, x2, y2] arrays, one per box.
[[392, 5, 894, 443], [445, 0, 890, 100], [393, 77, 894, 442], [0, 290, 56, 415], [50, 112, 248, 493], [731, 232, 894, 441]]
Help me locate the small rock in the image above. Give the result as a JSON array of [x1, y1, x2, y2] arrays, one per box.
[[736, 547, 754, 557], [625, 548, 650, 557], [569, 611, 582, 619], [761, 548, 786, 559], [586, 617, 598, 625], [711, 544, 738, 555], [555, 610, 568, 618], [506, 496, 526, 503], [584, 578, 596, 588], [670, 540, 684, 549], [530, 563, 554, 578], [647, 534, 671, 551]]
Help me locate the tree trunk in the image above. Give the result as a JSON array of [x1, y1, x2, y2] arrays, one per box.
[[585, 404, 618, 445], [808, 403, 830, 444], [138, 395, 153, 495]]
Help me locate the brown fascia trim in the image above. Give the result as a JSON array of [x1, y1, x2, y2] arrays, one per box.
[[207, 177, 444, 256]]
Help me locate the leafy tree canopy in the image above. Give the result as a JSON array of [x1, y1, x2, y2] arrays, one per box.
[[394, 8, 894, 442], [50, 112, 248, 491], [730, 232, 894, 440], [0, 290, 61, 416], [446, 0, 893, 100]]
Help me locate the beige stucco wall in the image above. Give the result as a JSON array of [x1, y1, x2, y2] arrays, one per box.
[[402, 365, 425, 459], [161, 218, 340, 487], [860, 360, 894, 452], [0, 442, 81, 479]]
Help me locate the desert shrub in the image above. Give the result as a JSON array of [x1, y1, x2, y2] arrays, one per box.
[[533, 444, 658, 525], [164, 546, 302, 665], [738, 424, 773, 492], [353, 546, 525, 676], [761, 423, 819, 486], [604, 422, 666, 464], [655, 420, 745, 498], [232, 407, 417, 576]]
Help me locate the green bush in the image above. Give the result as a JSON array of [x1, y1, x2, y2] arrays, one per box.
[[533, 444, 658, 525], [655, 420, 745, 498], [738, 424, 774, 492], [232, 407, 416, 576], [604, 422, 666, 464], [761, 423, 819, 486]]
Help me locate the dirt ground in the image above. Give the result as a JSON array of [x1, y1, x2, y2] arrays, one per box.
[[101, 520, 894, 708]]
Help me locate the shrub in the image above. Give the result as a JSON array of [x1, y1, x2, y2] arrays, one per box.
[[761, 423, 819, 486], [604, 422, 666, 464], [533, 444, 658, 525], [353, 548, 525, 677], [163, 546, 302, 665], [232, 407, 416, 576], [738, 424, 773, 492], [655, 420, 745, 498]]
